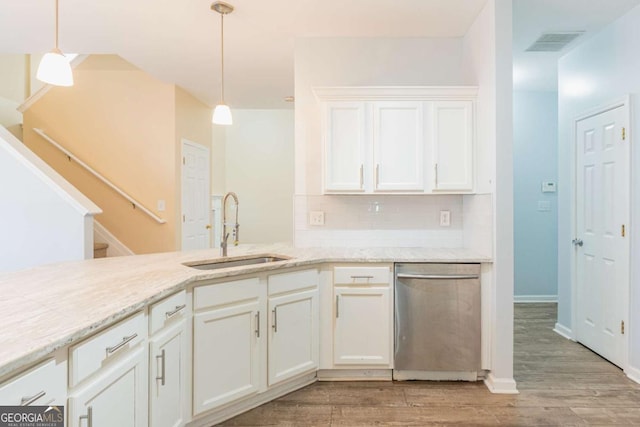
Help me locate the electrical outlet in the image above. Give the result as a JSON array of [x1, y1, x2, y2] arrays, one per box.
[[309, 211, 325, 226], [157, 199, 166, 212], [440, 210, 451, 227]]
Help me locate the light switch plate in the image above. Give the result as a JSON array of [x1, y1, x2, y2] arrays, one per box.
[[309, 211, 325, 226], [157, 199, 166, 212], [440, 210, 451, 227], [541, 181, 557, 193]]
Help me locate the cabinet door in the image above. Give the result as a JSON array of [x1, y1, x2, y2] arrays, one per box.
[[193, 301, 260, 415], [149, 320, 187, 427], [268, 289, 318, 386], [334, 287, 391, 366], [69, 346, 148, 427], [324, 102, 367, 192], [373, 101, 424, 191], [432, 101, 474, 191]]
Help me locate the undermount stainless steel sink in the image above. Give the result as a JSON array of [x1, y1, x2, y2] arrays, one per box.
[[184, 255, 291, 270]]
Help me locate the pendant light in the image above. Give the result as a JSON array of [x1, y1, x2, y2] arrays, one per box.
[[37, 0, 74, 87], [211, 2, 234, 125]]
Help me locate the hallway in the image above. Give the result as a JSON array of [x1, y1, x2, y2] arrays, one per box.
[[218, 304, 640, 426]]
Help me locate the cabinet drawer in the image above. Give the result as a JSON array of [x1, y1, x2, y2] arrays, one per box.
[[149, 290, 187, 335], [193, 277, 260, 311], [69, 312, 146, 387], [268, 269, 318, 296], [334, 266, 390, 285], [0, 358, 66, 406]]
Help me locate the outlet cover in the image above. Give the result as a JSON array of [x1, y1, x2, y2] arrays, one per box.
[[309, 211, 325, 226], [440, 210, 451, 227]]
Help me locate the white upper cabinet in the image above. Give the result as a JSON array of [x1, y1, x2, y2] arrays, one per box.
[[316, 86, 477, 194], [432, 101, 474, 191], [373, 102, 424, 191], [324, 102, 367, 192]]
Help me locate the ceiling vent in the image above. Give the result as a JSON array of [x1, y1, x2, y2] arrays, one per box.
[[525, 32, 584, 52]]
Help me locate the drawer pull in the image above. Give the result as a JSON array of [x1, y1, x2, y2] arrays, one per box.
[[156, 349, 166, 386], [106, 333, 138, 355], [255, 311, 260, 338], [20, 390, 46, 406], [336, 295, 340, 318], [165, 304, 187, 318], [350, 275, 374, 280], [79, 406, 93, 427]]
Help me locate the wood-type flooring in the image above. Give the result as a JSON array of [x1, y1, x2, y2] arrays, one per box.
[[217, 303, 640, 426]]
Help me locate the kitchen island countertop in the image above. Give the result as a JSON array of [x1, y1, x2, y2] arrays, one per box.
[[0, 244, 490, 378]]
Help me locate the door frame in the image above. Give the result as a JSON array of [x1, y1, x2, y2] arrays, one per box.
[[570, 95, 631, 370], [181, 139, 211, 251]]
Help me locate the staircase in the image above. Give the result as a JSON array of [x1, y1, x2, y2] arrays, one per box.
[[93, 242, 109, 259]]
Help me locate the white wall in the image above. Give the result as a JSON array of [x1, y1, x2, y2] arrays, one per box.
[[0, 54, 26, 139], [293, 37, 474, 247], [557, 3, 640, 377], [513, 91, 558, 300], [223, 109, 294, 244], [0, 127, 101, 272], [462, 0, 516, 392]]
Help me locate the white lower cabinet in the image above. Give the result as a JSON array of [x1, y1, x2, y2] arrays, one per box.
[[69, 346, 148, 427], [267, 269, 319, 386], [332, 266, 393, 367], [192, 278, 262, 415], [149, 291, 188, 427], [0, 355, 67, 406]]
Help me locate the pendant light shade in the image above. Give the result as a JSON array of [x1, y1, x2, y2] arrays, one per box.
[[211, 2, 234, 125], [38, 0, 74, 87], [212, 104, 233, 125], [37, 49, 73, 87]]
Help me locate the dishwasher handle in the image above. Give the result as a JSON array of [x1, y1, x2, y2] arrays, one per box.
[[396, 273, 480, 280]]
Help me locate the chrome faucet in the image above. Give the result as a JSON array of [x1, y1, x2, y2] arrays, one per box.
[[221, 192, 239, 257]]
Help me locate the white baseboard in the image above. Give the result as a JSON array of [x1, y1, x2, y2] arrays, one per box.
[[553, 323, 574, 341], [514, 295, 558, 303], [625, 365, 640, 385], [317, 369, 392, 381], [483, 373, 519, 394], [93, 220, 134, 257]]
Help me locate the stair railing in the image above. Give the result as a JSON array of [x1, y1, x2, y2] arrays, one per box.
[[33, 128, 167, 224]]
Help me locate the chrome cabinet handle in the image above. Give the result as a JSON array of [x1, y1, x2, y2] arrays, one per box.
[[359, 164, 364, 188], [165, 304, 186, 319], [156, 349, 166, 386], [336, 295, 340, 318], [255, 311, 260, 338], [350, 275, 374, 280], [106, 333, 138, 355], [79, 406, 93, 427], [572, 238, 584, 247], [396, 273, 479, 280], [20, 390, 45, 406], [435, 164, 439, 187], [272, 308, 278, 333], [375, 164, 380, 188]]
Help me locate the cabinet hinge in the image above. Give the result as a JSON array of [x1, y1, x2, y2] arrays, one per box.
[[622, 224, 626, 237], [622, 127, 626, 141], [622, 320, 625, 335]]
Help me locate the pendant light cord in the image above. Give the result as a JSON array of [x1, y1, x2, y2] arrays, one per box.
[[55, 0, 59, 50], [220, 12, 225, 102]]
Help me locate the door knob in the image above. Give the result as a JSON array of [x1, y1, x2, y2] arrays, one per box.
[[572, 238, 583, 247], [205, 224, 212, 230]]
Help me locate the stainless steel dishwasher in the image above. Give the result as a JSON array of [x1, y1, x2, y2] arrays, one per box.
[[394, 263, 481, 381]]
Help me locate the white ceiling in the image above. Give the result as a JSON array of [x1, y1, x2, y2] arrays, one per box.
[[513, 0, 640, 92], [1, 0, 639, 106]]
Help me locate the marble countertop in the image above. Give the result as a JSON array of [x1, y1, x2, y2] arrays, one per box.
[[0, 244, 490, 378]]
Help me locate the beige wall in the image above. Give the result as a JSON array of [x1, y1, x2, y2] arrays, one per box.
[[23, 55, 180, 254], [224, 109, 294, 244], [174, 86, 213, 247]]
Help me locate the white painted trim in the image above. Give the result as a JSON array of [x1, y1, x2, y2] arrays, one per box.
[[483, 373, 519, 394], [625, 365, 640, 385], [17, 55, 89, 113], [181, 139, 212, 251], [93, 221, 134, 257], [570, 95, 631, 371], [317, 369, 392, 381], [0, 126, 101, 217], [553, 323, 575, 341], [313, 86, 479, 102], [514, 295, 558, 303]]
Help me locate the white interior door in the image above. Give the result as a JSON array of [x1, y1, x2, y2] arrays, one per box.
[[575, 104, 629, 368], [181, 140, 211, 251]]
